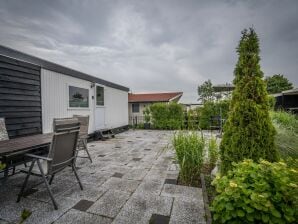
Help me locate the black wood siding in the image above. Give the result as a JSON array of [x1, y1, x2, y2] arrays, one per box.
[[0, 55, 42, 138]]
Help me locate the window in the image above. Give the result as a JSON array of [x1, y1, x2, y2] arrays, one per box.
[[132, 103, 140, 113], [96, 86, 104, 106], [69, 86, 89, 108]]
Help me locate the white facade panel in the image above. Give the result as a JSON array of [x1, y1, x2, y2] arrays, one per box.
[[41, 68, 128, 134], [104, 87, 128, 129]]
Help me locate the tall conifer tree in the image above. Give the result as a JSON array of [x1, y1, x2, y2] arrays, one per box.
[[220, 28, 278, 174]]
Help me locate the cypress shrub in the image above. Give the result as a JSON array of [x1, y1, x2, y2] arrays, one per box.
[[220, 28, 278, 174]]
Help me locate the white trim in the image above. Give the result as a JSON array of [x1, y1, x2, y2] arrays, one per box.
[[67, 84, 91, 110], [169, 93, 183, 102]]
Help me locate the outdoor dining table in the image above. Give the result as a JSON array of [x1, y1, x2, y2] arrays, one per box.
[[0, 133, 53, 180]]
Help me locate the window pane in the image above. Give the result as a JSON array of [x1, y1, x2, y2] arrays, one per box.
[[69, 86, 89, 108], [96, 86, 104, 106], [132, 103, 139, 113]]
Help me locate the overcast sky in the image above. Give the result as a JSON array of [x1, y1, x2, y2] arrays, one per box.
[[0, 0, 297, 103]]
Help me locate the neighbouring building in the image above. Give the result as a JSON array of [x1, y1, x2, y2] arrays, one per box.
[[0, 45, 129, 138], [128, 92, 183, 124], [272, 88, 298, 113]]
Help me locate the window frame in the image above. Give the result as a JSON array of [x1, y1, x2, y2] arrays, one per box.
[[132, 103, 140, 113], [68, 85, 90, 110], [96, 85, 105, 107]]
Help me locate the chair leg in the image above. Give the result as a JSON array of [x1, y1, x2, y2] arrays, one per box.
[[49, 174, 55, 185], [36, 160, 58, 210], [72, 164, 83, 190], [83, 139, 92, 163], [17, 160, 35, 202]]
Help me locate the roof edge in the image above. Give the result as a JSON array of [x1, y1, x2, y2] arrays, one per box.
[[0, 45, 129, 92]]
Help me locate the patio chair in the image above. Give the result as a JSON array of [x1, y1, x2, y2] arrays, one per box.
[[17, 118, 83, 210], [73, 115, 92, 163]]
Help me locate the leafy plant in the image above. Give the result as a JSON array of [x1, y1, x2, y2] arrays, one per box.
[[197, 79, 214, 103], [150, 102, 184, 130], [143, 107, 151, 123], [19, 209, 32, 224], [186, 109, 199, 130], [208, 137, 219, 169], [173, 131, 205, 185], [0, 162, 5, 170], [197, 100, 230, 130], [211, 159, 298, 223], [220, 28, 278, 174], [265, 74, 293, 94]]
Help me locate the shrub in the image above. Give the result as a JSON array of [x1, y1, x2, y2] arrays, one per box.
[[270, 111, 298, 164], [0, 162, 5, 170], [197, 100, 230, 129], [211, 159, 298, 223], [143, 107, 151, 123], [186, 109, 199, 130], [150, 103, 184, 129], [173, 131, 205, 185], [208, 137, 219, 169], [220, 28, 278, 174]]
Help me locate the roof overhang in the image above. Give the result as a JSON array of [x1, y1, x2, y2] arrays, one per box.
[[0, 45, 130, 92]]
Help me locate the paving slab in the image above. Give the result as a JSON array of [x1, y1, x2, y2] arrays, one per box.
[[101, 177, 140, 193], [54, 209, 112, 224], [169, 198, 206, 224], [161, 184, 203, 202], [88, 189, 131, 218]]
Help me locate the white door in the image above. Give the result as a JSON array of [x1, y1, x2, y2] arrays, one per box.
[[94, 85, 106, 130]]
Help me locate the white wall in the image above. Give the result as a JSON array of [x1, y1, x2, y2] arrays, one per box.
[[41, 68, 128, 133]]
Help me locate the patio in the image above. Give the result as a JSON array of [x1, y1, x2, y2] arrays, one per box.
[[0, 130, 206, 224]]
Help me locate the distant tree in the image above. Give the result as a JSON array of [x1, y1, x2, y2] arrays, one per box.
[[73, 92, 83, 100], [220, 28, 278, 174], [197, 80, 214, 103], [265, 74, 293, 94]]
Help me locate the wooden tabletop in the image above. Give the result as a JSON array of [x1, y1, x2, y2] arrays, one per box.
[[0, 133, 53, 156]]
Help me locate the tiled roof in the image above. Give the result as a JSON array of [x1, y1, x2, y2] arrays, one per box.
[[128, 92, 183, 103]]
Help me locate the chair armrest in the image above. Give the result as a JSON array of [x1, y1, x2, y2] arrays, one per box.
[[25, 153, 52, 161]]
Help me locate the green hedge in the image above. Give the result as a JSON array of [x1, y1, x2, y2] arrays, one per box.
[[150, 103, 184, 129], [197, 100, 230, 129]]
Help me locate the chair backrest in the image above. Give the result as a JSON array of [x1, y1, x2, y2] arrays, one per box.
[[73, 115, 89, 137], [0, 118, 9, 141], [49, 118, 80, 174]]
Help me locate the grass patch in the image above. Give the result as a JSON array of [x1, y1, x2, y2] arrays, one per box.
[[270, 111, 298, 164]]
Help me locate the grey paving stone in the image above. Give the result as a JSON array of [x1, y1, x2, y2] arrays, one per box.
[[134, 179, 164, 196], [164, 179, 177, 185], [112, 172, 124, 178], [161, 184, 204, 203], [88, 190, 131, 218], [122, 168, 149, 181], [101, 177, 140, 193], [150, 214, 170, 224], [23, 197, 78, 224], [54, 209, 112, 224], [72, 200, 94, 212], [112, 208, 152, 224], [121, 194, 173, 217], [169, 198, 206, 224], [61, 183, 107, 201]]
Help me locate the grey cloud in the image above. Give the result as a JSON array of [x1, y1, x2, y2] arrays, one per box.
[[0, 0, 297, 103]]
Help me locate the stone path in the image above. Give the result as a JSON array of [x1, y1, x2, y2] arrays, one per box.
[[0, 130, 206, 224]]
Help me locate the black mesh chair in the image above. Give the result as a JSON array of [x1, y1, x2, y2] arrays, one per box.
[[73, 115, 92, 163], [17, 118, 83, 210]]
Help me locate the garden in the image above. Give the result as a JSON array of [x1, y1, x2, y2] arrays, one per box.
[[136, 27, 298, 223]]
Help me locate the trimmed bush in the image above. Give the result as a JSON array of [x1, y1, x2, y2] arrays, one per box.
[[173, 131, 205, 185], [197, 100, 230, 130], [150, 103, 184, 129], [220, 28, 278, 174], [211, 159, 298, 223]]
